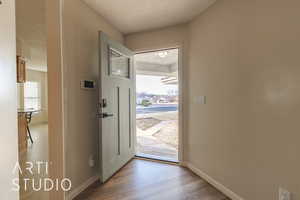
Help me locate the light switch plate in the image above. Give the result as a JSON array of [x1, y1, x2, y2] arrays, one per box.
[[194, 96, 206, 104], [279, 188, 291, 200], [89, 155, 95, 167]]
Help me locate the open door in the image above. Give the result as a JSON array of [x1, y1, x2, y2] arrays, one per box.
[[98, 32, 136, 182]]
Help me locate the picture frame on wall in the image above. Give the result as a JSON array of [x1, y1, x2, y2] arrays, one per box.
[[16, 55, 26, 83]]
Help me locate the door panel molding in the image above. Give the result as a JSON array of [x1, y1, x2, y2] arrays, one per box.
[[128, 88, 132, 148], [117, 86, 121, 156], [99, 32, 135, 182]]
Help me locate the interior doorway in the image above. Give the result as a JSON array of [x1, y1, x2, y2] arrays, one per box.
[[135, 48, 179, 162], [16, 0, 49, 199]]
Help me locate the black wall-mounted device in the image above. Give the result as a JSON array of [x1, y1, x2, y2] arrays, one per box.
[[80, 80, 96, 90]]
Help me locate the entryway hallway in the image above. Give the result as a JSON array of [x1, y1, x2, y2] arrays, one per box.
[[75, 159, 229, 200]]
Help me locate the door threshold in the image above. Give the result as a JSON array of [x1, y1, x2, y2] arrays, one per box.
[[135, 154, 179, 164]]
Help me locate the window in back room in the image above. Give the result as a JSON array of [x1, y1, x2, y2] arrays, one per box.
[[24, 81, 41, 110]]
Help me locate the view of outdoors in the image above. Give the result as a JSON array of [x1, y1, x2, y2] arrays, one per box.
[[135, 49, 179, 162]]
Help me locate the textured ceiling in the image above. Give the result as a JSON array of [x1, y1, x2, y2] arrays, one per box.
[[16, 0, 47, 72], [135, 49, 178, 76], [83, 0, 216, 34], [135, 49, 178, 66], [15, 0, 215, 72]]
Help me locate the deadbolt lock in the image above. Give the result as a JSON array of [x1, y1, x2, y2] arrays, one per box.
[[99, 99, 107, 108]]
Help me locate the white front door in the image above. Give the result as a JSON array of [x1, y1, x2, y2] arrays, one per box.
[[98, 32, 136, 182]]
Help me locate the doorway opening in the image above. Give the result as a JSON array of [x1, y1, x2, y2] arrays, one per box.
[[16, 0, 49, 199], [135, 48, 179, 162]]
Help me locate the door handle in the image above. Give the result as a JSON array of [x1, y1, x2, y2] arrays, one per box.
[[97, 112, 114, 118]]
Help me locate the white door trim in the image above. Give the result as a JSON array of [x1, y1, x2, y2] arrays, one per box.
[[47, 0, 66, 199], [0, 1, 19, 199]]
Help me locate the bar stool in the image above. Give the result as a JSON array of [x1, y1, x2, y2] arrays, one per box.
[[25, 112, 34, 144]]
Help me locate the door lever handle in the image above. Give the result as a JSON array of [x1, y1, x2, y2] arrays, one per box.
[[97, 112, 114, 118]]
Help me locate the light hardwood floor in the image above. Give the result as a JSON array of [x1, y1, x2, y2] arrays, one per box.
[[75, 159, 230, 200], [19, 123, 49, 200]]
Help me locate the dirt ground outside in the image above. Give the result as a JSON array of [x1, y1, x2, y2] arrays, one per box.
[[136, 111, 178, 161]]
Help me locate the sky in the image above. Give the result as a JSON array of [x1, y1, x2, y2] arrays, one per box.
[[136, 75, 178, 95]]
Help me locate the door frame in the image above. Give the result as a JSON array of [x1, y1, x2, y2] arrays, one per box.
[[1, 1, 19, 199], [47, 0, 66, 199], [134, 46, 184, 164]]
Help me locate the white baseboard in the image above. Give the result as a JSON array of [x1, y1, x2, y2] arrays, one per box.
[[179, 161, 188, 167], [186, 163, 244, 200], [66, 174, 100, 200], [66, 164, 243, 200]]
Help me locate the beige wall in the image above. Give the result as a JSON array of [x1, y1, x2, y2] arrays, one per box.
[[187, 0, 300, 199], [61, 0, 124, 195], [125, 24, 188, 52], [45, 0, 300, 199], [0, 0, 19, 199], [126, 1, 300, 199]]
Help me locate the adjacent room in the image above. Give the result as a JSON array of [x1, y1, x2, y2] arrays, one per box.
[[16, 0, 48, 199]]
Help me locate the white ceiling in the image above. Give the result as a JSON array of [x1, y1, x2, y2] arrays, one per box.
[[16, 0, 47, 72], [135, 49, 178, 66], [83, 0, 216, 34], [135, 49, 178, 76], [15, 0, 215, 72]]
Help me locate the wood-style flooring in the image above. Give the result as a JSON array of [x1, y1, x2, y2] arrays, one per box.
[[75, 159, 230, 200], [19, 123, 49, 200]]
